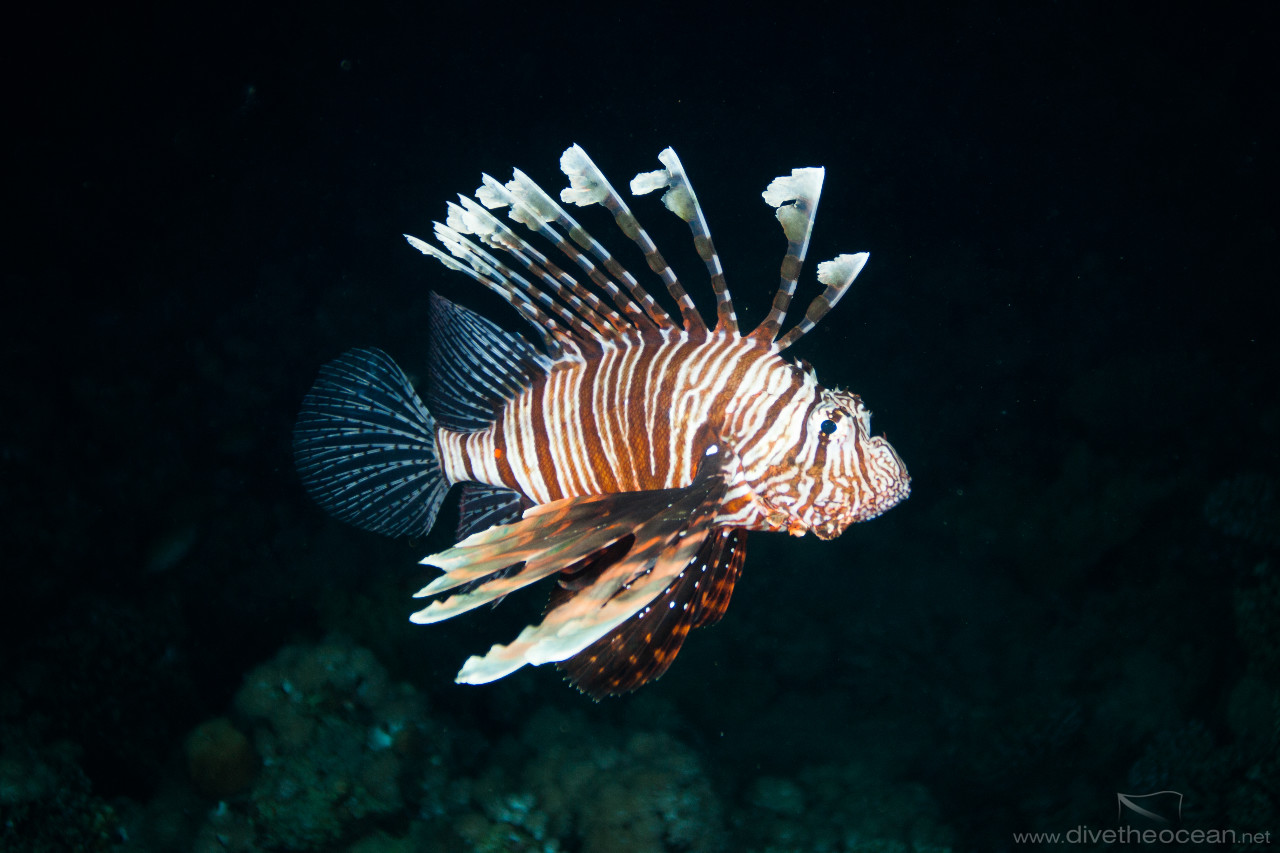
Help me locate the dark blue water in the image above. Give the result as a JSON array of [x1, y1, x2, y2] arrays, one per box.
[[3, 3, 1276, 850]]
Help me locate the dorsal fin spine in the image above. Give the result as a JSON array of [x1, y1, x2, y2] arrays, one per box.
[[631, 148, 739, 335], [559, 145, 708, 336], [774, 252, 869, 350], [411, 147, 865, 356], [433, 218, 588, 346], [405, 232, 564, 358], [477, 175, 649, 336], [490, 170, 668, 331], [749, 167, 826, 345], [452, 195, 622, 341]]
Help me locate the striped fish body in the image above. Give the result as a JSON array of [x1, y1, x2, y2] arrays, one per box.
[[438, 330, 906, 541], [294, 145, 910, 697]]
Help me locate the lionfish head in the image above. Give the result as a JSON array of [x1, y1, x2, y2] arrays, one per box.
[[782, 386, 911, 541]]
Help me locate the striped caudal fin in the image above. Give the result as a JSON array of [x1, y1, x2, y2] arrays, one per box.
[[293, 348, 448, 538], [294, 294, 546, 540]]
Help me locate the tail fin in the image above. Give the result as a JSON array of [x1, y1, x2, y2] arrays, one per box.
[[293, 347, 448, 538]]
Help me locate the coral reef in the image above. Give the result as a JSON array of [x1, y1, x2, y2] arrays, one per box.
[[1225, 559, 1280, 839], [1205, 473, 1280, 548], [193, 634, 430, 851], [524, 716, 724, 853], [124, 634, 738, 852], [450, 789, 559, 853], [8, 595, 197, 797], [1122, 543, 1280, 841], [185, 716, 259, 799], [0, 732, 122, 852], [733, 762, 954, 853], [1234, 560, 1280, 681], [445, 706, 726, 853]]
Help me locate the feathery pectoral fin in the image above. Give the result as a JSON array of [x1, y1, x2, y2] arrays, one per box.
[[411, 445, 735, 689], [556, 527, 747, 697]]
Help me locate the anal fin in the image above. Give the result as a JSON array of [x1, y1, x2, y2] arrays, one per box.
[[456, 482, 527, 541]]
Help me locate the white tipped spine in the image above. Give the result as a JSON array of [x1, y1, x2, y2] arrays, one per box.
[[816, 252, 869, 288], [475, 174, 509, 210], [559, 143, 609, 206], [762, 166, 825, 207], [763, 167, 825, 243], [404, 233, 465, 272], [630, 168, 671, 195]]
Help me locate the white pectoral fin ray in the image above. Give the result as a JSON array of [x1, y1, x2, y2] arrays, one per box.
[[411, 447, 730, 684], [408, 495, 645, 620], [456, 515, 714, 684]]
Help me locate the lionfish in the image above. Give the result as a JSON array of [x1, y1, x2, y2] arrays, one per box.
[[294, 145, 910, 698]]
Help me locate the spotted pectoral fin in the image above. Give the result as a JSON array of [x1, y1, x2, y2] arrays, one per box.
[[453, 496, 721, 688], [412, 445, 734, 688], [556, 527, 747, 698]]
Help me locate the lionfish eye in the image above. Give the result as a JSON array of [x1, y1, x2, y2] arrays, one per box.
[[819, 418, 838, 436]]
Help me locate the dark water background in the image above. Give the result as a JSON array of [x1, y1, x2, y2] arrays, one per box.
[[3, 3, 1277, 851]]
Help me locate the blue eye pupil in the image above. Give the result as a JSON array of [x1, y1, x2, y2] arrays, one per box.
[[820, 419, 837, 435]]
